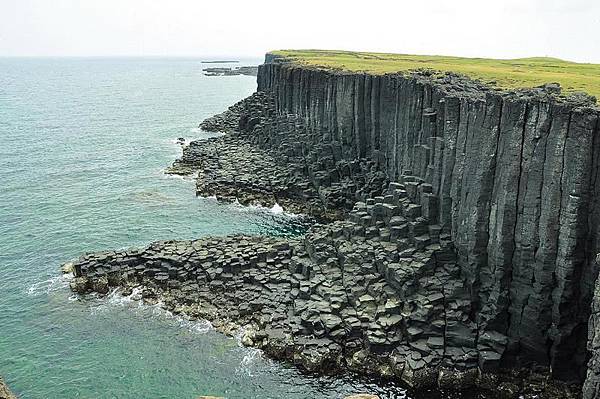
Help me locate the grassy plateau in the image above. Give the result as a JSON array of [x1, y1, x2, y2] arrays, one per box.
[[272, 49, 600, 101]]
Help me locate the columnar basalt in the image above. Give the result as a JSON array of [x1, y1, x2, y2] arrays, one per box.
[[67, 181, 577, 397], [258, 57, 600, 384], [66, 54, 600, 397], [169, 92, 390, 221]]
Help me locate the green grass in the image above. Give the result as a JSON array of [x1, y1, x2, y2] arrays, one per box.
[[271, 49, 600, 101]]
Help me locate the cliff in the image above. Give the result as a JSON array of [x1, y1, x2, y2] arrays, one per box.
[[64, 51, 600, 397], [258, 55, 600, 386]]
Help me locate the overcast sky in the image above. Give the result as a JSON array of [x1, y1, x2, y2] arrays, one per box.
[[1, 0, 599, 63]]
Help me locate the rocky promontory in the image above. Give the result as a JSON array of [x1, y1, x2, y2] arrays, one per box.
[[65, 52, 600, 398], [203, 66, 259, 77]]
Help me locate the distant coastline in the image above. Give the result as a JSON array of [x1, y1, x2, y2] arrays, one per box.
[[202, 66, 258, 77], [201, 60, 239, 64]]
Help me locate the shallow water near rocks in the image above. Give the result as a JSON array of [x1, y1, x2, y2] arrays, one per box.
[[0, 58, 464, 399]]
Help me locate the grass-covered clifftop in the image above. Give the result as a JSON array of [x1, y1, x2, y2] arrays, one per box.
[[271, 49, 600, 100]]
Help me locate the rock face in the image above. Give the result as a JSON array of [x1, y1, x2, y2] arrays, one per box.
[[169, 91, 389, 221], [65, 53, 600, 397], [0, 377, 17, 399], [258, 57, 600, 385], [584, 255, 600, 398]]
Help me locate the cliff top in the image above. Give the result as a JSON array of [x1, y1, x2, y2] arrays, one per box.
[[270, 49, 600, 101]]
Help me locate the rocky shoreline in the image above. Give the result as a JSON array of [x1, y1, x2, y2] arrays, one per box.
[[0, 377, 17, 399], [203, 66, 259, 77], [168, 92, 390, 222], [65, 88, 583, 397]]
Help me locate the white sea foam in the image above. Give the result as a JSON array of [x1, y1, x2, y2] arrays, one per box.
[[270, 203, 284, 215], [176, 316, 213, 334], [26, 274, 71, 297], [160, 170, 195, 182], [88, 287, 213, 334], [233, 200, 301, 219], [187, 127, 225, 141], [169, 138, 187, 145], [198, 194, 218, 201], [237, 347, 264, 377]]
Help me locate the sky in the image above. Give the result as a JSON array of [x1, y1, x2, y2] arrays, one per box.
[[1, 0, 599, 63]]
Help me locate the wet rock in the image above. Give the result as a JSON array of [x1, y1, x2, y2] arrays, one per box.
[[91, 276, 109, 295], [61, 262, 74, 274], [0, 376, 17, 399], [69, 277, 89, 294]]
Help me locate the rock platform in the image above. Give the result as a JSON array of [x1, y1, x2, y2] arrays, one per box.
[[67, 181, 578, 397]]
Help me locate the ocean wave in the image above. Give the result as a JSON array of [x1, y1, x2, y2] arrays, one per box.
[[236, 346, 265, 377], [232, 200, 300, 218], [169, 138, 187, 145], [26, 274, 71, 297], [270, 203, 284, 215], [197, 194, 218, 201], [160, 171, 195, 182], [87, 287, 213, 335]]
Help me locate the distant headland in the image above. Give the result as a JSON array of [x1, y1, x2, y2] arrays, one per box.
[[201, 60, 239, 64]]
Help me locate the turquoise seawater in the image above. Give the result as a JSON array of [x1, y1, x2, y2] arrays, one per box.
[[0, 58, 410, 399]]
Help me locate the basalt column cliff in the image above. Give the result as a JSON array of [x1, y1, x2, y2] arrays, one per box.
[[66, 53, 600, 397], [258, 56, 600, 388]]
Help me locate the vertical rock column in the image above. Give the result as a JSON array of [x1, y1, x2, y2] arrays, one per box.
[[257, 58, 600, 383]]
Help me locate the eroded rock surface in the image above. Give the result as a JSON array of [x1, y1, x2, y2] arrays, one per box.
[[257, 59, 600, 387], [584, 255, 600, 398], [0, 377, 17, 399]]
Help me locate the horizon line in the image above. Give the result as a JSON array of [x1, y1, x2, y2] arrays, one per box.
[[0, 54, 265, 59]]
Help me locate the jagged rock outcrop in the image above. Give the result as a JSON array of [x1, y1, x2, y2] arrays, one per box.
[[258, 56, 600, 384], [169, 91, 391, 221], [0, 377, 17, 399]]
